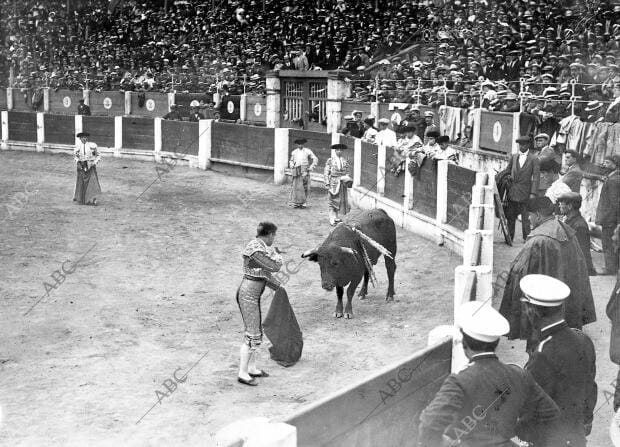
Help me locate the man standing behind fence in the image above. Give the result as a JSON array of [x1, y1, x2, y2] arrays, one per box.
[[499, 136, 540, 241], [288, 138, 318, 209]]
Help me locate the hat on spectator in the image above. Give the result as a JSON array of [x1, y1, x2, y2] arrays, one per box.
[[515, 135, 531, 143], [526, 196, 554, 213], [584, 101, 603, 112], [364, 117, 375, 126], [456, 301, 509, 342], [604, 154, 620, 166], [519, 274, 570, 307], [352, 110, 363, 116], [557, 191, 582, 208], [427, 130, 440, 138], [294, 138, 307, 145], [190, 100, 200, 107], [331, 143, 349, 150], [424, 111, 434, 117], [437, 135, 450, 144], [481, 80, 495, 87], [76, 132, 90, 138], [378, 118, 390, 125], [534, 133, 550, 141]]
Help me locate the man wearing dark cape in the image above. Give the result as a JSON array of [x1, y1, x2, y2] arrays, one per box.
[[499, 197, 596, 348]]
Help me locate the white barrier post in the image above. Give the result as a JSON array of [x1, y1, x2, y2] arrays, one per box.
[[353, 138, 362, 187], [198, 119, 213, 170], [167, 92, 175, 111], [124, 91, 131, 116], [274, 128, 290, 185], [6, 88, 12, 110], [370, 102, 379, 125], [36, 112, 44, 152], [240, 94, 247, 122], [216, 418, 297, 447], [43, 88, 50, 113], [114, 116, 122, 157], [1, 111, 8, 150], [470, 108, 481, 151], [512, 112, 520, 155], [154, 117, 162, 163], [266, 74, 281, 128], [74, 115, 82, 147], [83, 89, 90, 106], [376, 143, 386, 196], [436, 160, 449, 224]]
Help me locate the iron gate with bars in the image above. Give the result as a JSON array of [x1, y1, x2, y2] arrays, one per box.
[[281, 78, 327, 132]]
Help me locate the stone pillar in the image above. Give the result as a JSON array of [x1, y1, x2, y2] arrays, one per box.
[[325, 70, 351, 134], [36, 112, 44, 152], [198, 119, 213, 170], [265, 72, 281, 128], [274, 128, 289, 185]]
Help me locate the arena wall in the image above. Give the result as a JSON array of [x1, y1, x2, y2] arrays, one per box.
[[285, 339, 451, 447]]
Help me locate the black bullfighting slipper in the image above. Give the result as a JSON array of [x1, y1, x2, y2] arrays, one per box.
[[249, 370, 269, 378], [237, 377, 258, 386]]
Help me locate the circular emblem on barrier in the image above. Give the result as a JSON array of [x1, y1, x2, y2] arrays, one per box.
[[391, 112, 402, 124], [146, 99, 155, 111], [63, 96, 71, 108], [254, 103, 262, 116], [103, 97, 112, 109], [492, 121, 502, 142], [227, 101, 235, 114]]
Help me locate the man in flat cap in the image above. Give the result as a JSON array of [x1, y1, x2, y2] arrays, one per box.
[[288, 138, 318, 209], [73, 132, 102, 206], [324, 144, 351, 226], [418, 301, 560, 447], [520, 274, 597, 446], [499, 136, 540, 241], [499, 196, 596, 349], [596, 154, 620, 275], [558, 192, 596, 275], [533, 133, 560, 197]]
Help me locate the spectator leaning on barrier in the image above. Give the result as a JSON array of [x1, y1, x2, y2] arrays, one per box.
[[188, 100, 205, 122], [77, 98, 91, 116], [163, 104, 182, 121], [431, 135, 459, 165]]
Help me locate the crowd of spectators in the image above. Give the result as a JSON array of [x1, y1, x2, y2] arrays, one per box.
[[1, 0, 620, 121]]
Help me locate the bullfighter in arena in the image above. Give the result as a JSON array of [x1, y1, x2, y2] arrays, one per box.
[[73, 132, 101, 206], [324, 143, 352, 226], [288, 138, 318, 208], [236, 222, 282, 386]]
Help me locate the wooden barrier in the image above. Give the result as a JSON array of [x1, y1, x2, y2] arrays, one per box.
[[48, 90, 83, 115], [286, 340, 451, 447], [90, 91, 125, 116], [244, 95, 266, 124], [359, 141, 378, 192], [161, 120, 199, 156], [129, 91, 169, 118], [44, 114, 75, 145], [479, 111, 514, 154], [211, 122, 274, 167], [0, 89, 7, 111], [411, 160, 438, 219], [7, 111, 37, 142], [446, 164, 477, 231], [82, 116, 115, 148], [288, 129, 332, 172], [10, 88, 35, 112], [122, 117, 154, 151], [384, 150, 405, 204]]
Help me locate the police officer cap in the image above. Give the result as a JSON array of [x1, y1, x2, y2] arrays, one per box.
[[519, 274, 570, 307], [331, 143, 348, 150], [457, 301, 510, 342], [557, 191, 582, 207]]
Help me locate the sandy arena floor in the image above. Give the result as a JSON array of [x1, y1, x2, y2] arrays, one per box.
[[0, 150, 470, 446]]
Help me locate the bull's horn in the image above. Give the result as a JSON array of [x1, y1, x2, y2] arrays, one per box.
[[301, 249, 317, 258], [340, 247, 356, 256]]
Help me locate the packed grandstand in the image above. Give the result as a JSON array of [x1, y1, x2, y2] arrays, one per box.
[[1, 0, 619, 121]]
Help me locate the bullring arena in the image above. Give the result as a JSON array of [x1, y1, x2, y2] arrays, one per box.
[[1, 8, 620, 443]]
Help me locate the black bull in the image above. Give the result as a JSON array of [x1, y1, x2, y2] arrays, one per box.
[[301, 209, 397, 318]]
